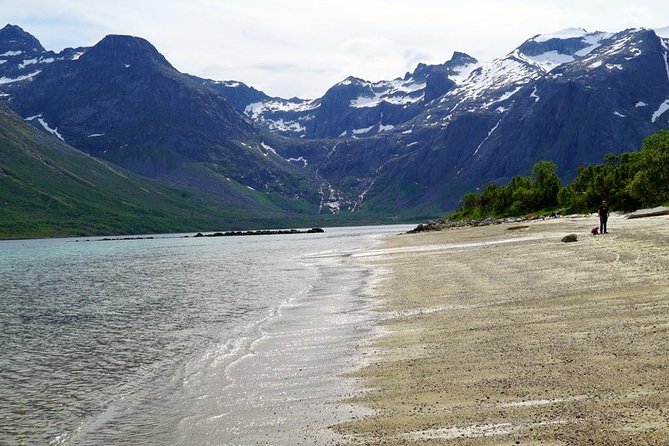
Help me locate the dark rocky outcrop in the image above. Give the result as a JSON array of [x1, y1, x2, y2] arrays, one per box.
[[194, 228, 324, 237]]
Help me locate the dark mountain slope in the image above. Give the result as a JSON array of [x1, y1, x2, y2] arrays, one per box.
[[2, 32, 325, 214], [0, 105, 315, 238], [296, 28, 669, 212]]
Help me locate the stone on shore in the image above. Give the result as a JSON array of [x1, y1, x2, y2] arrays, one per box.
[[561, 234, 578, 242]]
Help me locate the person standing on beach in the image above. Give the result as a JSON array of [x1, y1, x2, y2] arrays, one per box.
[[598, 200, 609, 234]]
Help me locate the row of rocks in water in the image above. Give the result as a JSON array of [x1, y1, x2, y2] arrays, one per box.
[[407, 214, 561, 233], [193, 228, 325, 237]]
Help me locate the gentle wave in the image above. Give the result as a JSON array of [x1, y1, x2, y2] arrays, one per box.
[[0, 225, 411, 445]]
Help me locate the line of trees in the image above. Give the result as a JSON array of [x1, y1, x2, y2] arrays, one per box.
[[451, 130, 669, 219]]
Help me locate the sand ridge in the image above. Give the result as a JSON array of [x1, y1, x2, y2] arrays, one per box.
[[336, 214, 669, 445]]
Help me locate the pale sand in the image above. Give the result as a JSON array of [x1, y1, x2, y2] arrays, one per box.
[[335, 214, 669, 445]]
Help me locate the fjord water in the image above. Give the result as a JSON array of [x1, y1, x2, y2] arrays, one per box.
[[0, 225, 409, 445]]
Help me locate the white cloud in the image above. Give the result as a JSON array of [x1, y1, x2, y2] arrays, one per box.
[[1, 0, 669, 98]]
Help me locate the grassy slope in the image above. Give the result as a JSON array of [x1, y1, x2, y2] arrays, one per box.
[[0, 106, 310, 238]]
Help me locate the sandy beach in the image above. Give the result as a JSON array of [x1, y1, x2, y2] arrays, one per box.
[[336, 214, 669, 445]]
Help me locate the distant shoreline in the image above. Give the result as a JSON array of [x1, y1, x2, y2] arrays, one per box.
[[66, 228, 326, 242]]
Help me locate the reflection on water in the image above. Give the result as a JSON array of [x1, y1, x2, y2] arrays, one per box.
[[0, 225, 410, 445]]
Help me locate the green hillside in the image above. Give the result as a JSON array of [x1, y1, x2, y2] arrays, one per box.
[[0, 105, 306, 239]]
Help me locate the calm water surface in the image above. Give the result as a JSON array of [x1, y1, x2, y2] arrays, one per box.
[[0, 225, 410, 445]]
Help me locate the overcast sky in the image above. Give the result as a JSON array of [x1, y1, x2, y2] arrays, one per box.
[[2, 0, 669, 98]]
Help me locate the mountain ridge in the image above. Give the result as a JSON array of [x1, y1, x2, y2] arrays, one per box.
[[1, 27, 331, 218], [1, 24, 669, 223]]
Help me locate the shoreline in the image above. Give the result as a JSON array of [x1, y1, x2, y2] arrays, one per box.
[[337, 214, 669, 444]]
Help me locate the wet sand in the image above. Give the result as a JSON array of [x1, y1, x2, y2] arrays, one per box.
[[336, 214, 669, 444]]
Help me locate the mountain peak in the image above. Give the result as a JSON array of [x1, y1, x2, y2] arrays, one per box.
[[0, 23, 45, 54], [81, 34, 174, 69], [449, 51, 478, 66]]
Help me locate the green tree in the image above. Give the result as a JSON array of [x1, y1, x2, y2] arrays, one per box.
[[627, 130, 669, 206], [531, 160, 561, 207], [449, 130, 669, 221]]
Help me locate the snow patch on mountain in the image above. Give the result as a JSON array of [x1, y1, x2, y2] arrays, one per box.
[[245, 99, 317, 118], [23, 113, 64, 141], [266, 118, 305, 134], [286, 156, 308, 167], [531, 28, 588, 43], [349, 78, 425, 108], [481, 86, 523, 110], [454, 57, 540, 104], [0, 69, 41, 84], [473, 119, 502, 156], [530, 86, 540, 102], [0, 50, 23, 57], [598, 33, 638, 59], [651, 99, 669, 123], [260, 141, 277, 156], [516, 50, 574, 72], [216, 80, 240, 87], [574, 32, 614, 56], [24, 113, 42, 121], [352, 125, 374, 135], [449, 61, 481, 84], [660, 38, 669, 81], [18, 58, 38, 69], [515, 31, 613, 74], [37, 117, 64, 140]]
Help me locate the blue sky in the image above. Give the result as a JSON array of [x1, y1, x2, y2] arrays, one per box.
[[2, 0, 669, 98]]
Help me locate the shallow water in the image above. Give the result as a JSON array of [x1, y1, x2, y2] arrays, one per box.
[[0, 225, 411, 445]]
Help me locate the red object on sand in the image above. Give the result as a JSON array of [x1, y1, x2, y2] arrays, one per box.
[[591, 227, 599, 235]]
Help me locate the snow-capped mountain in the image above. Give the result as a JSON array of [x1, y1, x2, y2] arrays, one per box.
[[2, 24, 669, 217], [210, 52, 478, 139], [272, 27, 669, 212]]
